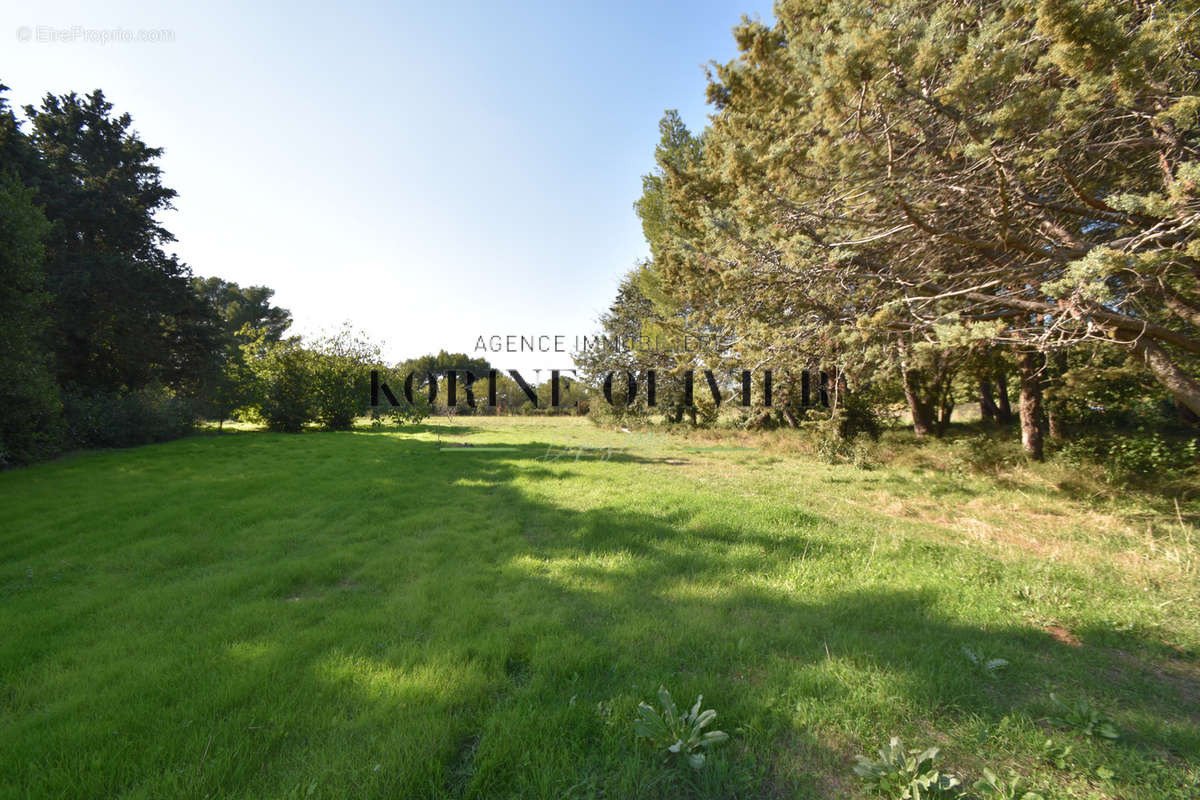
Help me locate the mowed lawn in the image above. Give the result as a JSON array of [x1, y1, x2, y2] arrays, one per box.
[[1, 417, 1197, 799]]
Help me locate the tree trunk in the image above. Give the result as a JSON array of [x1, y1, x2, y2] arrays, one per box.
[[1045, 350, 1067, 441], [833, 369, 848, 413], [1133, 337, 1200, 418], [936, 397, 954, 436], [979, 379, 998, 423], [901, 362, 936, 437], [1046, 407, 1064, 441], [1162, 287, 1200, 329], [1018, 351, 1044, 460], [1177, 399, 1199, 426], [994, 372, 1013, 424]]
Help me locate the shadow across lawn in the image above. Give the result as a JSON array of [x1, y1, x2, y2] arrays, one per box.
[[0, 429, 1196, 799], [354, 421, 484, 437]]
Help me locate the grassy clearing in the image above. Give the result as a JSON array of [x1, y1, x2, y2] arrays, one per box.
[[1, 417, 1197, 798]]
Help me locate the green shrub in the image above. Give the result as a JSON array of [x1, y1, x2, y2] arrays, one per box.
[[241, 328, 396, 432], [973, 767, 1044, 800], [952, 435, 1017, 475], [307, 329, 379, 431], [1047, 693, 1119, 740], [835, 390, 886, 441], [241, 337, 316, 432], [815, 424, 855, 464], [1055, 358, 1179, 430], [586, 386, 655, 428], [961, 646, 1009, 680], [0, 374, 62, 467], [807, 413, 878, 467], [62, 385, 197, 449], [852, 737, 961, 799], [370, 403, 429, 428], [1057, 430, 1198, 485], [633, 686, 729, 770]]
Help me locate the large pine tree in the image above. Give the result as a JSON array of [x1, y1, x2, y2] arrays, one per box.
[[21, 89, 219, 394]]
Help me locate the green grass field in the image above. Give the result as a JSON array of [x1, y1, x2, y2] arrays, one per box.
[[1, 417, 1197, 798]]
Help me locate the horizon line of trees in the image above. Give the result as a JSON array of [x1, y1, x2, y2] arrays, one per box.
[[1, 83, 587, 464]]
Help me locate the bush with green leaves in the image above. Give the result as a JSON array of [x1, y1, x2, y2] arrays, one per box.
[[633, 686, 728, 769], [814, 423, 855, 465], [973, 768, 1044, 800], [1039, 738, 1073, 770], [370, 403, 429, 428], [834, 390, 886, 441], [306, 328, 380, 431], [1047, 693, 1120, 740], [808, 421, 877, 468], [243, 327, 385, 433], [1058, 430, 1198, 485], [1052, 355, 1182, 431], [61, 385, 197, 449], [961, 646, 1009, 680], [953, 436, 1016, 475], [241, 336, 316, 433], [852, 738, 961, 799]]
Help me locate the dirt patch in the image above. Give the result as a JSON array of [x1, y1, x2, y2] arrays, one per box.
[[1044, 624, 1082, 647]]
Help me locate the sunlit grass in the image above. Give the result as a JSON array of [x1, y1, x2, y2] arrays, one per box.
[[1, 417, 1196, 798]]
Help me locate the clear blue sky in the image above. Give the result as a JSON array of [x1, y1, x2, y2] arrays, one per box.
[[6, 0, 773, 373]]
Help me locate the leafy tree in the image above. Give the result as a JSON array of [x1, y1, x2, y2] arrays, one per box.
[[241, 327, 385, 433], [193, 277, 292, 344], [576, 268, 668, 422], [240, 334, 315, 433], [0, 171, 60, 464], [579, 113, 750, 427], [621, 1, 1200, 457], [400, 351, 493, 382], [396, 351, 495, 413], [22, 89, 220, 395], [308, 327, 379, 430], [191, 277, 292, 426]]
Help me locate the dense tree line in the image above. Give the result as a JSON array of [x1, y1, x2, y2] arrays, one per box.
[[586, 0, 1200, 461], [0, 85, 318, 463], [1, 85, 207, 462]]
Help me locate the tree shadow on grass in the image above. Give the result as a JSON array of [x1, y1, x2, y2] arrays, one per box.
[[353, 422, 484, 437], [300, 438, 1197, 793], [3, 431, 1197, 799], [349, 431, 699, 467], [397, 443, 1195, 786]]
